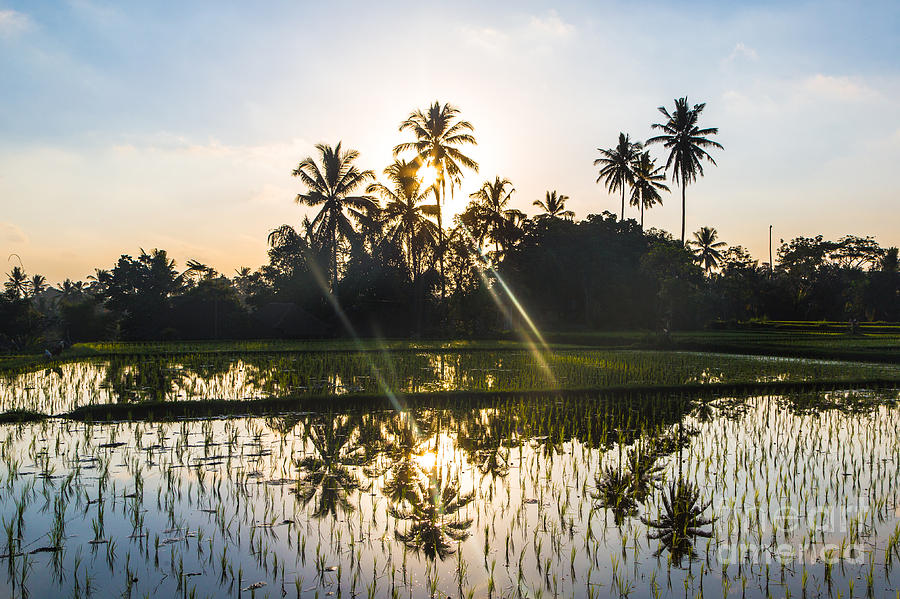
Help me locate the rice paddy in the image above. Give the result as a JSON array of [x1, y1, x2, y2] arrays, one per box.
[[0, 390, 900, 598], [2, 345, 900, 597], [2, 349, 899, 414]]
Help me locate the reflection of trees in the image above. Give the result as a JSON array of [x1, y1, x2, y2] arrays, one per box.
[[102, 358, 177, 403], [641, 477, 715, 566], [294, 415, 369, 518], [456, 411, 512, 479], [595, 441, 665, 525], [390, 470, 474, 560], [379, 416, 430, 506]]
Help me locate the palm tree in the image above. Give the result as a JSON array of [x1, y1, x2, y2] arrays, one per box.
[[647, 97, 723, 244], [689, 226, 727, 272], [394, 102, 479, 299], [367, 159, 440, 279], [533, 190, 574, 220], [595, 133, 641, 221], [629, 152, 669, 230], [4, 266, 28, 299], [468, 177, 516, 256], [292, 142, 376, 289], [29, 274, 47, 297]]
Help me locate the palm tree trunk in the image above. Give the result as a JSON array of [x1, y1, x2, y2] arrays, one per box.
[[621, 187, 625, 222], [437, 183, 445, 301], [331, 224, 338, 290], [640, 197, 644, 230], [681, 182, 686, 245]]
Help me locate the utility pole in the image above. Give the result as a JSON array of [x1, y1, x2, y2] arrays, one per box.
[[769, 225, 774, 275]]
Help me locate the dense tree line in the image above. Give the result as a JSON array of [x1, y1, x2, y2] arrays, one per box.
[[2, 99, 897, 348]]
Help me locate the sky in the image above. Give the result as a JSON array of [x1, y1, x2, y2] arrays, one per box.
[[1, 0, 899, 282]]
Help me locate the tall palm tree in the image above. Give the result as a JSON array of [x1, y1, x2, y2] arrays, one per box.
[[394, 102, 479, 299], [4, 266, 28, 299], [533, 190, 574, 220], [29, 274, 47, 297], [366, 159, 440, 279], [595, 133, 641, 221], [629, 152, 669, 230], [468, 177, 516, 256], [292, 142, 376, 289], [689, 226, 727, 273], [647, 97, 723, 244]]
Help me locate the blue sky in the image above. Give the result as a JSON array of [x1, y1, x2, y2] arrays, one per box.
[[1, 0, 898, 281]]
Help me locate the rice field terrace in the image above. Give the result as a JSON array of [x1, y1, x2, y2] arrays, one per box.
[[2, 390, 900, 598], [1, 349, 899, 415]]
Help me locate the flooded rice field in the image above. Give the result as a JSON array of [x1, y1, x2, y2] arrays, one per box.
[[2, 389, 900, 598], [2, 350, 898, 414]]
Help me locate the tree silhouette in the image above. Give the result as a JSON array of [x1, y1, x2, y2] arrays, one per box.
[[533, 190, 574, 220], [292, 142, 376, 289], [689, 226, 727, 273], [367, 159, 440, 280], [629, 152, 669, 230], [647, 97, 723, 244], [394, 102, 479, 299], [468, 177, 518, 257], [4, 266, 28, 299], [595, 133, 641, 221], [29, 274, 47, 298]]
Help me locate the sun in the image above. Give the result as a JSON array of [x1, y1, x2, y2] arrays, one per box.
[[418, 163, 438, 192]]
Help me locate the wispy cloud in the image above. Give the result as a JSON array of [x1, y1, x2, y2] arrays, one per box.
[[527, 10, 575, 39], [801, 74, 880, 102], [0, 222, 29, 245], [726, 42, 758, 63], [0, 9, 30, 37]]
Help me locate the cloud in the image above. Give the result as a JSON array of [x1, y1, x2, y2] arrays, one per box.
[[460, 9, 574, 53], [0, 9, 30, 37], [461, 26, 509, 52], [726, 42, 758, 63], [801, 74, 880, 102], [0, 222, 29, 244], [527, 10, 575, 39]]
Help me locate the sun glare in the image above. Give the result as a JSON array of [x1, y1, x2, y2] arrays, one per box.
[[415, 450, 438, 471], [418, 163, 438, 192]]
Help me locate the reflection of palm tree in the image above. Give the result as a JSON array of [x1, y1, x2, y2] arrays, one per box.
[[394, 102, 479, 299], [457, 413, 511, 479], [294, 416, 368, 519], [595, 133, 641, 221], [594, 442, 664, 524], [629, 152, 669, 230], [379, 417, 430, 505], [689, 226, 727, 273], [641, 477, 715, 566], [533, 191, 574, 221], [594, 465, 637, 526], [647, 97, 722, 244], [292, 142, 376, 289], [391, 470, 474, 560]]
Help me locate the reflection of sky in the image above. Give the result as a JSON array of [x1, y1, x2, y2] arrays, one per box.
[[2, 394, 900, 597]]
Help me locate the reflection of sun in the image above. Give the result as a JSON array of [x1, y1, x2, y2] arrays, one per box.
[[415, 450, 438, 471]]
